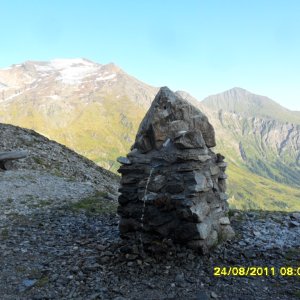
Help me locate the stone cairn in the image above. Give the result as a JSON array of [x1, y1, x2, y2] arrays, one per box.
[[117, 87, 234, 254]]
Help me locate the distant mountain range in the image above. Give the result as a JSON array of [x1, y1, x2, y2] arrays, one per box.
[[202, 87, 300, 124], [0, 59, 299, 211]]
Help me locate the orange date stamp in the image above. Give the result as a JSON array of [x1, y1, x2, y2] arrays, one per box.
[[213, 266, 300, 276]]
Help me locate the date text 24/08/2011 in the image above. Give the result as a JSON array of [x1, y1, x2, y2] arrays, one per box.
[[213, 266, 300, 276]]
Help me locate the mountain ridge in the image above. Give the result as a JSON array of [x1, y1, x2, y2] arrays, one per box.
[[201, 87, 300, 125], [0, 58, 299, 210]]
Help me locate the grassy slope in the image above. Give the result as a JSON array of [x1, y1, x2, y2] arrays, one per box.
[[213, 112, 300, 188], [227, 163, 300, 211], [1, 93, 140, 172], [1, 93, 299, 211], [213, 137, 300, 211], [60, 94, 145, 171]]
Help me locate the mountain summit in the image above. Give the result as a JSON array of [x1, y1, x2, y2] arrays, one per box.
[[202, 87, 300, 125], [0, 58, 120, 87], [0, 58, 158, 169]]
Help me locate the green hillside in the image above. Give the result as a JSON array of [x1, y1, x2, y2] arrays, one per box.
[[3, 92, 299, 211], [202, 93, 300, 190], [0, 60, 299, 211], [227, 163, 300, 211]]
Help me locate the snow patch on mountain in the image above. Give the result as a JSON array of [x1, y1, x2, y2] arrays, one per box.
[[56, 65, 100, 84], [47, 95, 61, 100], [1, 91, 23, 102], [96, 74, 116, 81], [1, 59, 119, 87], [29, 59, 101, 85], [50, 58, 95, 69], [35, 65, 53, 73], [0, 82, 7, 89]]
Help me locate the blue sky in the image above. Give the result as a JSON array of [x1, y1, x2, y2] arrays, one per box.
[[1, 0, 300, 110]]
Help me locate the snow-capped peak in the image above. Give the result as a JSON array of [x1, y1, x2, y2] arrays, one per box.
[[50, 58, 97, 69], [50, 59, 101, 84], [1, 58, 118, 87]]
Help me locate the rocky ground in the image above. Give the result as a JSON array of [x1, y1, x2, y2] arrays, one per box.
[[0, 123, 119, 195], [0, 198, 299, 300]]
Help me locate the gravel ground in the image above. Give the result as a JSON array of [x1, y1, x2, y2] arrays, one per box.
[[0, 206, 299, 300], [0, 170, 95, 217]]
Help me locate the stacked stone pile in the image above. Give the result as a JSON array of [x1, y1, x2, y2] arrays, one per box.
[[117, 87, 234, 253]]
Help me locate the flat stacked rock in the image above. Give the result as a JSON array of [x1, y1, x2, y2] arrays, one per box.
[[117, 87, 234, 253]]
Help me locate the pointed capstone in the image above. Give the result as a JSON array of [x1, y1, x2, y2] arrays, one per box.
[[133, 87, 216, 153]]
